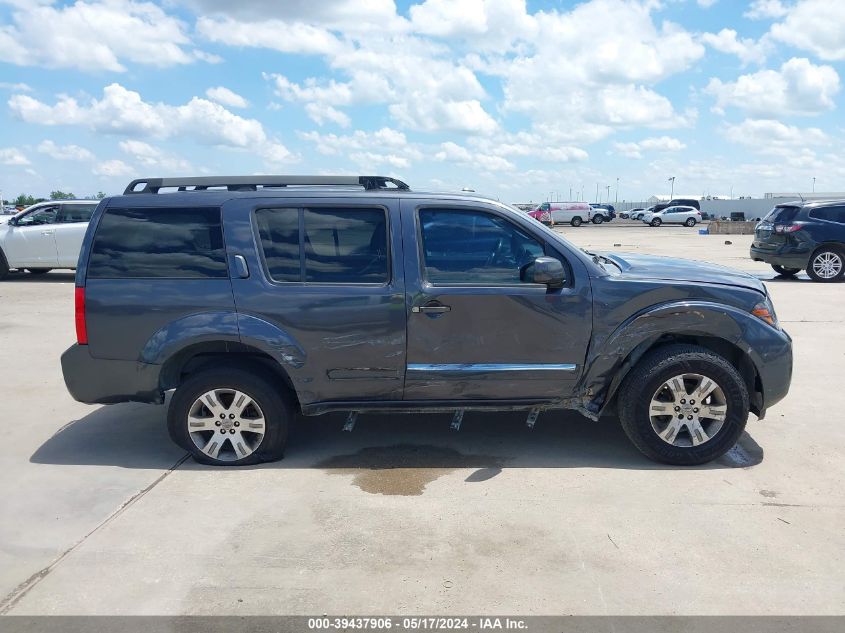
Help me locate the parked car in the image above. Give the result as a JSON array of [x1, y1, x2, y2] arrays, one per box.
[[668, 198, 701, 211], [635, 205, 667, 221], [0, 200, 99, 278], [622, 208, 644, 220], [530, 202, 592, 227], [590, 203, 615, 223], [642, 206, 702, 227], [750, 199, 845, 282], [61, 175, 792, 467]]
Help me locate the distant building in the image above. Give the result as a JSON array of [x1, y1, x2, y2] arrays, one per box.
[[765, 192, 845, 200]]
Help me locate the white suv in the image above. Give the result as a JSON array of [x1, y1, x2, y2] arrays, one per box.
[[0, 200, 98, 278], [642, 205, 701, 227]]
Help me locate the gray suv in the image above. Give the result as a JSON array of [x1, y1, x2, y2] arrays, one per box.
[[61, 176, 793, 466]]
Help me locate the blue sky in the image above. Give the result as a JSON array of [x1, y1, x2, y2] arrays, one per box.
[[1, 0, 843, 204]]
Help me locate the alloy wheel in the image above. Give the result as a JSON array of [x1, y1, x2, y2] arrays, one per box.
[[187, 388, 266, 461], [811, 251, 843, 280], [648, 373, 727, 447]]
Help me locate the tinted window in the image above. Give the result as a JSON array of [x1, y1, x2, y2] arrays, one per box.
[[58, 203, 97, 223], [255, 207, 389, 284], [255, 208, 300, 282], [765, 206, 800, 223], [88, 207, 227, 278], [809, 206, 845, 224], [419, 209, 545, 285]]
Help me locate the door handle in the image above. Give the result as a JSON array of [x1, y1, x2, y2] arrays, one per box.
[[41, 230, 55, 236], [412, 302, 451, 314]]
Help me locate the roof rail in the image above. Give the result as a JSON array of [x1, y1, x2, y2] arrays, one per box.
[[123, 175, 410, 195]]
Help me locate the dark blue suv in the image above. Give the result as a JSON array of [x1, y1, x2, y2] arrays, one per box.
[[61, 176, 792, 467], [751, 200, 845, 282]]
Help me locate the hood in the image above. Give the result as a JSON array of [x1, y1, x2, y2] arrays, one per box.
[[604, 252, 766, 294]]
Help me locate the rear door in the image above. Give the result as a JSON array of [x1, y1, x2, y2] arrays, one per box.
[[55, 203, 97, 267], [224, 197, 406, 406], [401, 198, 593, 401]]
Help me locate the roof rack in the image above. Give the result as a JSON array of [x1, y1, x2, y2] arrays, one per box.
[[123, 175, 410, 195]]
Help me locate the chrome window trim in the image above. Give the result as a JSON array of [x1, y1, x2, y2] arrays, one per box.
[[407, 363, 577, 373]]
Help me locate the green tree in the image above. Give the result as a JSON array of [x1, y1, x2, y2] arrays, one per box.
[[14, 194, 37, 207], [96, 191, 106, 199], [49, 190, 76, 200]]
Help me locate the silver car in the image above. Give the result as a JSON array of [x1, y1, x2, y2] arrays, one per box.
[[642, 205, 702, 227]]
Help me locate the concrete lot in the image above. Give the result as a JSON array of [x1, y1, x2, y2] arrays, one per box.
[[1, 223, 843, 615]]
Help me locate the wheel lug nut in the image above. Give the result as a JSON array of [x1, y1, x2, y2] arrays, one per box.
[[215, 421, 221, 426], [220, 429, 226, 434], [234, 421, 240, 427], [229, 429, 235, 434], [680, 399, 686, 404], [674, 406, 681, 412], [693, 408, 699, 413], [220, 414, 225, 419], [678, 414, 684, 419], [229, 414, 235, 419], [687, 415, 693, 420], [690, 400, 695, 405]]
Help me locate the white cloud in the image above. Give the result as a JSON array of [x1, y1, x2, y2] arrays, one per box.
[[723, 119, 829, 150], [0, 0, 209, 72], [697, 0, 719, 7], [119, 140, 192, 172], [0, 82, 32, 92], [197, 17, 347, 56], [205, 86, 249, 109], [706, 58, 840, 117], [435, 141, 515, 172], [0, 148, 30, 166], [9, 83, 293, 165], [298, 127, 421, 170], [613, 136, 686, 159], [304, 103, 351, 128], [36, 140, 95, 161], [701, 28, 769, 65], [744, 0, 789, 19], [93, 159, 134, 177], [769, 0, 845, 61]]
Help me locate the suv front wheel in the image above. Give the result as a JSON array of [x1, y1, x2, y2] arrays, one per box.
[[617, 344, 749, 465], [168, 367, 291, 465], [807, 247, 844, 282]]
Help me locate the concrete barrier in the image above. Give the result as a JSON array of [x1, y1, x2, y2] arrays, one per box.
[[706, 220, 758, 235]]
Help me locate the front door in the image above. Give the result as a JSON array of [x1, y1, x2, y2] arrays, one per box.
[[3, 205, 60, 268], [55, 203, 97, 267], [401, 199, 593, 401]]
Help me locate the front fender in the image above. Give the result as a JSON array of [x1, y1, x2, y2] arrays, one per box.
[[579, 300, 792, 416]]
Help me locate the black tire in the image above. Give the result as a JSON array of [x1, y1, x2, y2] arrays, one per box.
[[806, 247, 844, 283], [26, 268, 51, 275], [684, 217, 696, 227], [635, 214, 643, 221], [571, 216, 583, 227], [617, 344, 749, 465], [592, 215, 604, 224], [0, 250, 8, 280], [167, 367, 291, 466], [771, 265, 800, 277], [651, 218, 662, 227]]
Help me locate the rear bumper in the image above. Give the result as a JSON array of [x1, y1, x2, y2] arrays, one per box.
[[750, 244, 810, 270], [61, 344, 163, 405]]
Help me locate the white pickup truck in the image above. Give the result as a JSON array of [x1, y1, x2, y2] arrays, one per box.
[[0, 200, 98, 278]]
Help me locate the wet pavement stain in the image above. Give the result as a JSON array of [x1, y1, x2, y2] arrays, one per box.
[[317, 444, 505, 496]]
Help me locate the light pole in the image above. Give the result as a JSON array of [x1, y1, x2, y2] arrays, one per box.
[[812, 177, 816, 193], [615, 177, 619, 204], [605, 185, 611, 203], [668, 176, 676, 200]]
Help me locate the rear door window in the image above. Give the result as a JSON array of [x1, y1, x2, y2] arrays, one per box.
[[57, 203, 97, 223], [809, 206, 845, 224], [255, 207, 389, 284], [88, 207, 227, 278]]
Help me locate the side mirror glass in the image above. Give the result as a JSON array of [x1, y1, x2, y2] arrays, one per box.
[[521, 256, 565, 288]]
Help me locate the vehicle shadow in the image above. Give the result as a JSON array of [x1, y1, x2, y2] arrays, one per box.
[[1, 271, 76, 283], [31, 400, 764, 474]]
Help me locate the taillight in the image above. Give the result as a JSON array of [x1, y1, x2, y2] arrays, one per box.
[[75, 287, 88, 345]]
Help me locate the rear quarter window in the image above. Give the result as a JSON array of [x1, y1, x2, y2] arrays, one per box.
[[765, 206, 801, 223], [88, 207, 227, 278], [809, 206, 845, 224]]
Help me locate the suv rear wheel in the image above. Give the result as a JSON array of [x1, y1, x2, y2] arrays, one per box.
[[651, 218, 662, 227], [617, 344, 749, 465], [684, 217, 696, 227], [168, 367, 291, 466], [592, 215, 604, 224], [807, 247, 844, 282]]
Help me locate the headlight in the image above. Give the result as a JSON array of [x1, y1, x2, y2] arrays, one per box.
[[752, 298, 779, 329]]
